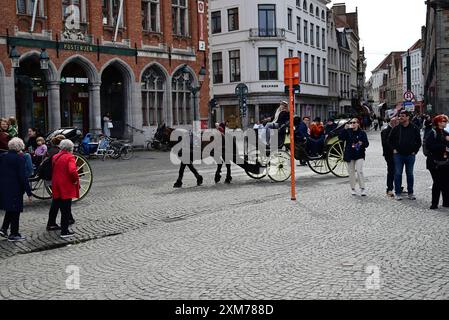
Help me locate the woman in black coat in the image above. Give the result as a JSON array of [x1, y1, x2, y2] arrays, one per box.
[[339, 118, 370, 196], [0, 138, 32, 242], [425, 115, 449, 210]]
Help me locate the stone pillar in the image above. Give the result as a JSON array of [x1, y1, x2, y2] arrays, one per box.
[[2, 75, 16, 118], [47, 81, 61, 131], [89, 82, 102, 134], [255, 104, 260, 123]]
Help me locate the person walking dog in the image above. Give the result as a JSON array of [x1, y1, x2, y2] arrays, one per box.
[[339, 118, 370, 196], [50, 139, 80, 238], [0, 138, 32, 241]]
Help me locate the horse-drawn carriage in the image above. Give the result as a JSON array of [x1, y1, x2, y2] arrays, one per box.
[[244, 119, 350, 182], [28, 128, 93, 201]]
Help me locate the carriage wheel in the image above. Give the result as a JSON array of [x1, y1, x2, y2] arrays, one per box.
[[267, 150, 292, 182], [244, 147, 268, 180], [307, 157, 331, 175], [29, 177, 52, 200], [74, 154, 93, 201], [327, 141, 349, 178]]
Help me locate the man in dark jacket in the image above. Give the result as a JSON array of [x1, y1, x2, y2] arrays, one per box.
[[388, 110, 422, 201], [381, 117, 399, 197]]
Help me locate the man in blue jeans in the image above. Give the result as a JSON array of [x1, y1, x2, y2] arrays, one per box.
[[388, 110, 422, 201]]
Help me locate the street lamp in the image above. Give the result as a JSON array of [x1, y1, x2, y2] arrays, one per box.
[[181, 64, 206, 123], [9, 46, 21, 68], [40, 48, 50, 70]]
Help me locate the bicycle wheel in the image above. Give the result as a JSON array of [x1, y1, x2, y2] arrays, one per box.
[[120, 145, 134, 160], [307, 157, 331, 175]]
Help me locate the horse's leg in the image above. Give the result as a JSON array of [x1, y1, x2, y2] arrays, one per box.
[[187, 164, 203, 186], [174, 163, 186, 188], [225, 163, 232, 184], [215, 164, 223, 183]]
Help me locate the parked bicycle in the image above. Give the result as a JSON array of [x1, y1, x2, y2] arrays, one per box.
[[80, 134, 134, 161]]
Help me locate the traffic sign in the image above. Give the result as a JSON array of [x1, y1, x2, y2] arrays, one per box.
[[403, 91, 415, 102], [403, 101, 415, 112]]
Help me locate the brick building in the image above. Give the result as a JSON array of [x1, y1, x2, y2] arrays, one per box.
[[422, 0, 449, 115], [0, 0, 209, 144]]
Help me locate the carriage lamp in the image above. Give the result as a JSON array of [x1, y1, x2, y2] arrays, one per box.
[[39, 48, 50, 70], [9, 46, 21, 68]]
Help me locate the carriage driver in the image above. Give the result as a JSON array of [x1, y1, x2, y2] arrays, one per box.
[[263, 101, 290, 147]]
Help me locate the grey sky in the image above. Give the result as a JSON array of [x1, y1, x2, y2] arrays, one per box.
[[329, 0, 427, 78]]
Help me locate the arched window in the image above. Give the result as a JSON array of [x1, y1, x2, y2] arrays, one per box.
[[321, 10, 325, 20], [309, 4, 313, 14], [316, 7, 319, 17], [303, 0, 307, 11], [141, 66, 166, 126], [172, 70, 193, 125]]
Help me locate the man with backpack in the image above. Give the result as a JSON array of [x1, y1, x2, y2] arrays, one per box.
[[388, 110, 422, 201]]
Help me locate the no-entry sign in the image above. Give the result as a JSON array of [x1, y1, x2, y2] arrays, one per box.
[[403, 91, 415, 102]]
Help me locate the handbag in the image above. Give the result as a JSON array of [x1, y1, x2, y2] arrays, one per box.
[[107, 122, 114, 129]]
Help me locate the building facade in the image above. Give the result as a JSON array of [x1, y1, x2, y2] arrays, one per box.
[[0, 0, 210, 144], [402, 40, 424, 113], [422, 0, 449, 115], [210, 0, 330, 129]]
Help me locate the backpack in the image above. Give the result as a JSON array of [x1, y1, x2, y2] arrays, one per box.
[[37, 153, 63, 181], [423, 129, 437, 157]]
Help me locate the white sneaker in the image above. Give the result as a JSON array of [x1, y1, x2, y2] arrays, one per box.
[[395, 195, 403, 201], [351, 189, 357, 196], [361, 189, 367, 197], [408, 194, 417, 200]]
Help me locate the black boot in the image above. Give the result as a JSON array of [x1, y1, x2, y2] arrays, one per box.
[[173, 180, 182, 188], [197, 176, 203, 186], [214, 173, 221, 184], [225, 176, 232, 184]]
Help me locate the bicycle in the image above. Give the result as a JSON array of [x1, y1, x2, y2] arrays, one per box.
[[81, 136, 134, 161]]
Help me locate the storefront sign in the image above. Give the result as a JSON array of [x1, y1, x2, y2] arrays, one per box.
[[61, 77, 89, 84], [62, 43, 95, 52], [198, 0, 206, 51]]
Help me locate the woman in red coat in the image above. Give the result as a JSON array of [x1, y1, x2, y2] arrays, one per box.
[[51, 139, 79, 238]]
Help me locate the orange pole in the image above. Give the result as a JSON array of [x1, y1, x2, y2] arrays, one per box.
[[289, 63, 296, 201]]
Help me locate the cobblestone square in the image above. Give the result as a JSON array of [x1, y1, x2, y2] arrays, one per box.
[[0, 131, 448, 300]]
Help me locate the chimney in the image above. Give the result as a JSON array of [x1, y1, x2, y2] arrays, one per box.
[[332, 3, 347, 15]]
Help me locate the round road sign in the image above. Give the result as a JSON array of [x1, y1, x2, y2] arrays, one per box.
[[403, 91, 415, 102]]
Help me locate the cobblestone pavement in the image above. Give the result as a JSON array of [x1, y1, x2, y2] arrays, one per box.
[[1, 131, 449, 300]]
